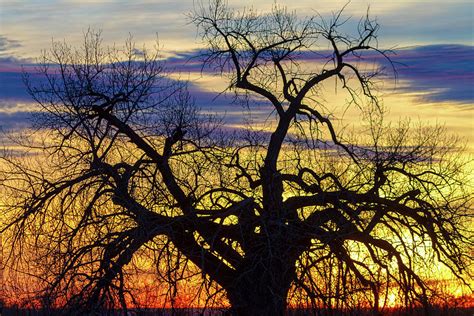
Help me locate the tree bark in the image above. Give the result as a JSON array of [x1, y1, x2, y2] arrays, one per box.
[[226, 259, 294, 316], [228, 286, 288, 316]]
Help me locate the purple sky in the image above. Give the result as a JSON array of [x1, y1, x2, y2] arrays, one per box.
[[0, 1, 472, 135]]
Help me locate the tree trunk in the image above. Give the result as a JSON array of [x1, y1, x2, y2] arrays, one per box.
[[229, 301, 286, 316], [226, 260, 294, 316], [228, 286, 288, 316]]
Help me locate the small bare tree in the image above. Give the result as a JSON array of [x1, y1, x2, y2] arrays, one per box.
[[0, 1, 472, 316]]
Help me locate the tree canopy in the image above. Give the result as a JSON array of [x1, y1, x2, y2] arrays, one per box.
[[0, 1, 472, 315]]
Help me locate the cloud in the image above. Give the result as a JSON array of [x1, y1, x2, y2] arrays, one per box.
[[0, 37, 34, 104], [0, 44, 471, 131], [0, 71, 29, 102], [1, 0, 473, 60], [392, 45, 474, 104], [378, 2, 473, 46], [0, 56, 36, 107], [168, 44, 474, 105], [281, 44, 473, 105], [0, 111, 33, 131], [0, 36, 21, 56]]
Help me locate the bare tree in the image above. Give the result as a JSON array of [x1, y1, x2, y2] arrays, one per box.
[[0, 1, 472, 316]]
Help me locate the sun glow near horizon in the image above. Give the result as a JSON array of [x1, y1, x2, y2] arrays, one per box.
[[0, 0, 473, 313]]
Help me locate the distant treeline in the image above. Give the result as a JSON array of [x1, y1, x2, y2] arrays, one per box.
[[1, 307, 473, 316]]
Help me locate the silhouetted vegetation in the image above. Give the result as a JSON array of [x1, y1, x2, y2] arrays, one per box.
[[0, 1, 472, 315]]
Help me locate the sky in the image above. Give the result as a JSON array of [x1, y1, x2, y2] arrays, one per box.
[[0, 0, 473, 144], [0, 0, 472, 305]]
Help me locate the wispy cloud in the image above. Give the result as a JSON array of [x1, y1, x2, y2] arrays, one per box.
[[0, 36, 21, 56], [0, 51, 33, 105], [1, 0, 473, 59], [0, 43, 472, 131], [285, 44, 474, 105], [393, 45, 473, 104], [0, 111, 33, 130]]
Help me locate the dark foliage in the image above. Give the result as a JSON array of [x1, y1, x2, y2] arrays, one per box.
[[0, 2, 472, 316]]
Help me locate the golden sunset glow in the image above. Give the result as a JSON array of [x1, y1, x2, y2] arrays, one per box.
[[0, 0, 473, 315]]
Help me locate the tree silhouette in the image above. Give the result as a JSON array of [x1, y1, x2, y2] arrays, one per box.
[[1, 1, 472, 315]]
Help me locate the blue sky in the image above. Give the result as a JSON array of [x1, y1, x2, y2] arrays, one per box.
[[0, 0, 473, 134], [0, 0, 473, 57]]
